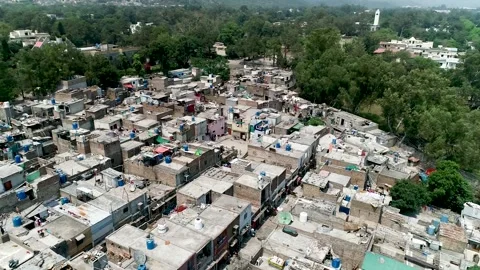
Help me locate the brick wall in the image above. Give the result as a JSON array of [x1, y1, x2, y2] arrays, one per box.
[[204, 95, 226, 105], [302, 184, 338, 202], [154, 166, 180, 187], [234, 183, 262, 208], [350, 200, 383, 223], [313, 231, 369, 270], [77, 141, 91, 155], [247, 145, 298, 171], [124, 160, 157, 181], [319, 164, 366, 188]]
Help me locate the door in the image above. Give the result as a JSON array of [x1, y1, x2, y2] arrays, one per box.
[[4, 181, 12, 191]]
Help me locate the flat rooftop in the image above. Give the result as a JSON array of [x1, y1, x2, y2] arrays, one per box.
[[151, 219, 211, 252], [53, 203, 111, 226], [0, 163, 23, 178], [54, 160, 89, 176], [194, 176, 233, 194], [324, 150, 364, 166], [17, 249, 66, 270], [0, 241, 35, 269], [135, 119, 159, 128], [120, 140, 144, 151], [129, 234, 193, 269], [156, 160, 188, 173], [212, 194, 251, 215], [43, 215, 88, 241], [187, 206, 237, 239], [235, 174, 268, 190], [302, 170, 351, 188], [107, 224, 148, 248], [178, 181, 211, 200], [60, 179, 107, 199], [201, 167, 240, 183]]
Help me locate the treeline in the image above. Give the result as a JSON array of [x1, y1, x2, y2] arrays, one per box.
[[1, 4, 480, 175]]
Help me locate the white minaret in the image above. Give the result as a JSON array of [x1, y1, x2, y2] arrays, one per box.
[[373, 9, 380, 26]]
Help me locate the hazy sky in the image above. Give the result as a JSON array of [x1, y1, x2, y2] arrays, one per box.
[[390, 0, 480, 8]]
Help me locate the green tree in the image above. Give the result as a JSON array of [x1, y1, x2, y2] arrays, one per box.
[[0, 60, 16, 101], [191, 56, 230, 81], [84, 55, 120, 89], [427, 161, 473, 213], [390, 180, 430, 214]]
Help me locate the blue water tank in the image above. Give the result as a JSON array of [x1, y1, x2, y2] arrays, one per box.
[[158, 153, 163, 160], [165, 156, 172, 164], [130, 106, 135, 112], [61, 197, 69, 204], [353, 185, 359, 191], [432, 219, 440, 229], [14, 154, 21, 164], [285, 144, 292, 151], [137, 265, 147, 270], [179, 124, 184, 132], [275, 142, 281, 148], [12, 216, 22, 227], [427, 225, 436, 235], [117, 179, 125, 187], [130, 131, 136, 139], [332, 138, 337, 145], [183, 145, 189, 151], [51, 98, 56, 105], [23, 144, 30, 152], [59, 173, 67, 184], [229, 107, 233, 113], [192, 116, 195, 122], [116, 97, 121, 104], [154, 128, 160, 135], [16, 189, 27, 200], [260, 171, 266, 177], [6, 135, 13, 142], [441, 214, 449, 223], [255, 111, 261, 116], [345, 195, 351, 202], [146, 239, 155, 250], [332, 258, 341, 268], [72, 122, 79, 130]]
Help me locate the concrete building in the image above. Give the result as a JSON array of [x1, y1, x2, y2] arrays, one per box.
[[374, 37, 461, 69], [89, 132, 123, 169], [247, 134, 319, 175], [85, 104, 109, 120], [0, 163, 24, 193], [57, 76, 88, 91], [301, 170, 351, 201], [53, 203, 114, 246], [177, 175, 234, 206], [9, 29, 51, 47], [107, 224, 196, 270], [151, 219, 214, 270], [186, 206, 238, 264], [211, 194, 252, 246], [120, 140, 144, 159], [94, 116, 122, 130], [350, 191, 391, 223], [87, 182, 148, 229]]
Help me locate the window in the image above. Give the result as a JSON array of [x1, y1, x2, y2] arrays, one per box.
[[123, 207, 128, 213], [244, 212, 248, 220]]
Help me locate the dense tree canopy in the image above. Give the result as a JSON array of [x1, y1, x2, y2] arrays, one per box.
[[0, 3, 479, 183], [390, 180, 430, 214], [427, 161, 473, 212]]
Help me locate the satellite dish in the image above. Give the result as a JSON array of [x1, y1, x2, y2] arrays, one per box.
[[278, 212, 293, 225], [133, 250, 146, 265]]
